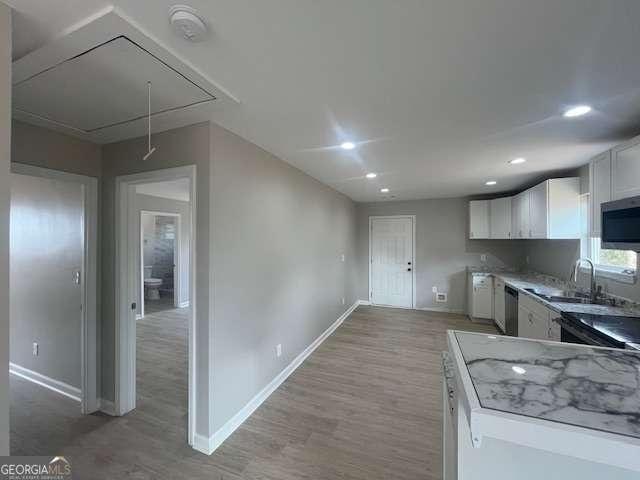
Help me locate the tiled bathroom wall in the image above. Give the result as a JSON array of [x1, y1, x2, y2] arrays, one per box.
[[142, 214, 176, 293]]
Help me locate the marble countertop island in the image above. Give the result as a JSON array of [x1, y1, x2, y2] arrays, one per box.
[[447, 330, 640, 473]]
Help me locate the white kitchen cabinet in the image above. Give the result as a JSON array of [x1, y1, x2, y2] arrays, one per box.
[[528, 181, 548, 238], [612, 135, 640, 200], [589, 150, 612, 237], [518, 294, 559, 341], [493, 277, 506, 332], [469, 200, 490, 239], [468, 273, 493, 319], [511, 190, 530, 239], [490, 197, 512, 239]]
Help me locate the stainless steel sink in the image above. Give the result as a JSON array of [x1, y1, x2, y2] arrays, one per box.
[[525, 288, 597, 305]]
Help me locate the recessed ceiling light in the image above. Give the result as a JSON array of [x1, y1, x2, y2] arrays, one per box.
[[563, 105, 592, 118], [512, 366, 526, 375], [380, 188, 389, 193], [365, 172, 377, 179], [509, 157, 526, 165], [485, 180, 497, 186], [341, 141, 355, 150]]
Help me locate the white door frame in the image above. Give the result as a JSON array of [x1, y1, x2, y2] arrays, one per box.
[[115, 165, 196, 446], [368, 215, 417, 309], [139, 210, 182, 318], [10, 163, 99, 414]]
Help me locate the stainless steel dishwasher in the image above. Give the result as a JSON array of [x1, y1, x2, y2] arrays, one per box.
[[505, 285, 518, 336]]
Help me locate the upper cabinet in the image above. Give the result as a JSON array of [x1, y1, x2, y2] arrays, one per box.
[[490, 197, 511, 239], [511, 190, 530, 239], [470, 177, 580, 241], [529, 182, 548, 238], [589, 150, 611, 237], [469, 200, 490, 239], [611, 136, 640, 200]]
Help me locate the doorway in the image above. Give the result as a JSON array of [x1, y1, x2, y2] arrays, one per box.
[[115, 166, 196, 446], [8, 164, 98, 417], [369, 215, 416, 308], [140, 211, 181, 317]]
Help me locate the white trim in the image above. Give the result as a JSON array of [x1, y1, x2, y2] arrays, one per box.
[[193, 300, 360, 456], [10, 363, 81, 403], [358, 300, 371, 306], [368, 215, 417, 309], [139, 210, 182, 317], [98, 398, 117, 416], [178, 301, 190, 308], [10, 163, 99, 414], [115, 165, 197, 447]]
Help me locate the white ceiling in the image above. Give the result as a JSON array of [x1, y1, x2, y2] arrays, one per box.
[[136, 179, 190, 202], [8, 0, 640, 202]]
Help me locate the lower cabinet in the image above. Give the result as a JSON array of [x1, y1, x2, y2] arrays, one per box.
[[468, 274, 493, 319], [518, 295, 559, 341]]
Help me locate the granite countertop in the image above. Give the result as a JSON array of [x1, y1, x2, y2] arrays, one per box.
[[469, 267, 640, 317], [454, 331, 640, 439]]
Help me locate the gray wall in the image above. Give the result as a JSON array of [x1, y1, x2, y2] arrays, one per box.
[[356, 198, 526, 312], [101, 122, 214, 438], [524, 239, 640, 303], [0, 2, 11, 456], [135, 193, 191, 314], [209, 123, 358, 432], [12, 120, 102, 177]]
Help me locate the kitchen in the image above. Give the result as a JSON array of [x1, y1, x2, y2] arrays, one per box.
[[444, 132, 640, 478]]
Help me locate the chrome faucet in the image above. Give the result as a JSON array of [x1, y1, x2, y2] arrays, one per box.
[[572, 258, 598, 302]]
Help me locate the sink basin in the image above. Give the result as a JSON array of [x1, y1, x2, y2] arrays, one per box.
[[525, 288, 596, 305]]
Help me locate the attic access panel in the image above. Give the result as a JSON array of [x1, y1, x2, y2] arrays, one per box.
[[12, 36, 216, 133]]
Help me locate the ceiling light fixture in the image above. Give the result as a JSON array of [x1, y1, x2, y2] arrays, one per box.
[[169, 5, 208, 42], [341, 141, 355, 150], [509, 157, 526, 165], [380, 188, 389, 193], [563, 105, 592, 118], [365, 172, 377, 179], [512, 366, 526, 375], [485, 180, 497, 186]]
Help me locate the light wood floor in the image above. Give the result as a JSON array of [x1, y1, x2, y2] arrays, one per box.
[[10, 305, 496, 479]]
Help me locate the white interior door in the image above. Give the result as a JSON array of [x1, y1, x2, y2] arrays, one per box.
[[370, 217, 414, 308], [10, 173, 83, 395]]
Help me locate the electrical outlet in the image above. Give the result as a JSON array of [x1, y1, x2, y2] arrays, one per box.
[[32, 342, 39, 356], [432, 286, 438, 293], [341, 297, 345, 305], [276, 344, 282, 358], [436, 292, 448, 303], [480, 254, 487, 262]]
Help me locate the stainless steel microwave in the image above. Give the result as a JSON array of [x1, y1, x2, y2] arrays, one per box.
[[601, 195, 640, 250]]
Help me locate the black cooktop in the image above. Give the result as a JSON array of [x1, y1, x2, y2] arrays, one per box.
[[561, 311, 640, 347]]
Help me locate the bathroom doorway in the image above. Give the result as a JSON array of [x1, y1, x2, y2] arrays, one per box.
[[115, 166, 195, 446], [140, 211, 181, 317]]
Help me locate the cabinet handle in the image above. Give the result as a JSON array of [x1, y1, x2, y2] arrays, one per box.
[[519, 230, 522, 237], [529, 229, 532, 237]]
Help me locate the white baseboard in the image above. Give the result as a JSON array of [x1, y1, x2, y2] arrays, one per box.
[[358, 299, 371, 306], [136, 314, 143, 320], [178, 301, 190, 308], [98, 398, 117, 416], [10, 363, 81, 402], [192, 300, 360, 456]]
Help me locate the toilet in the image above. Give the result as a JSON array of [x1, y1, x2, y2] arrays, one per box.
[[144, 266, 163, 300]]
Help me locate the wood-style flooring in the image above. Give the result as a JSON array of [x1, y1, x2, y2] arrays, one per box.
[[10, 305, 496, 479]]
